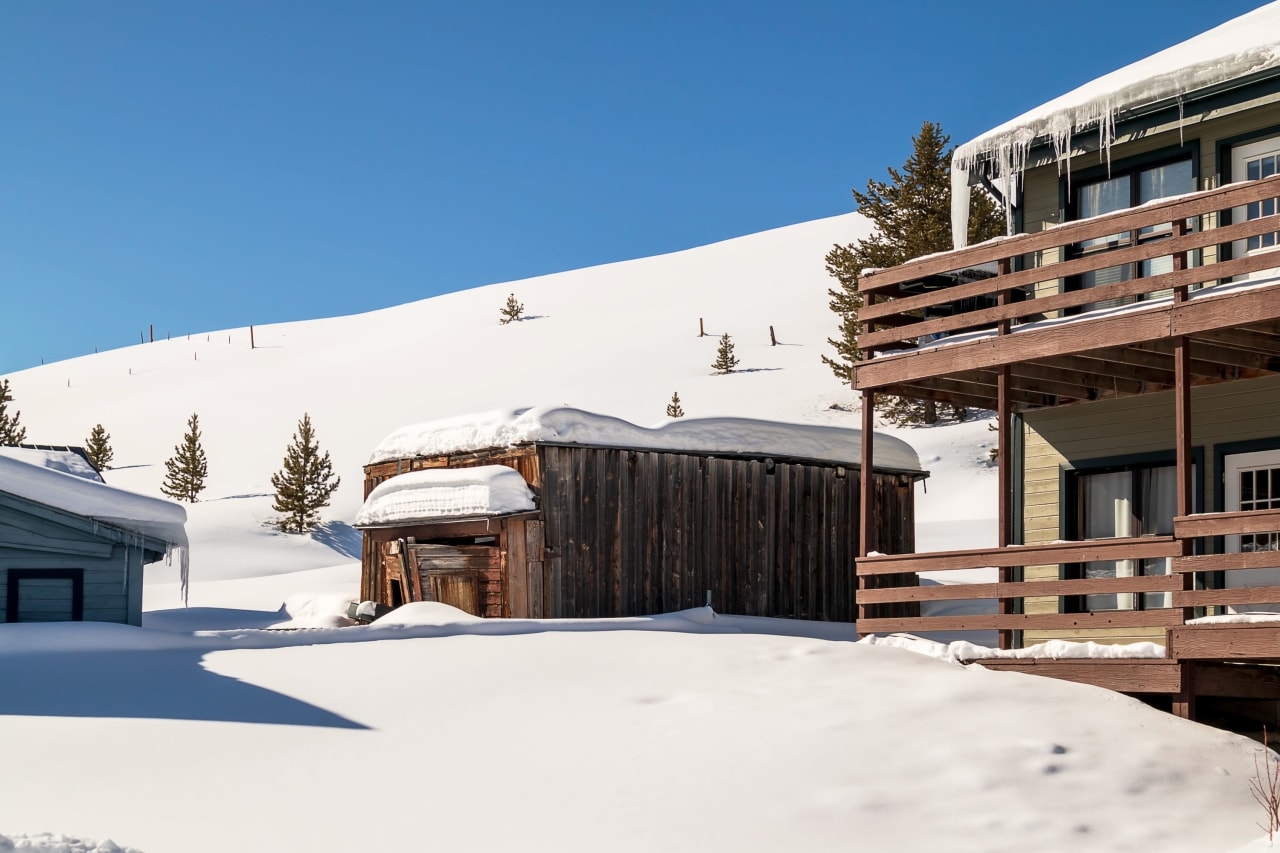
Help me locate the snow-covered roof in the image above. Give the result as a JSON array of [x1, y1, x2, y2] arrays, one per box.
[[0, 455, 188, 552], [0, 447, 103, 482], [354, 465, 537, 527], [367, 406, 924, 474], [954, 2, 1280, 177]]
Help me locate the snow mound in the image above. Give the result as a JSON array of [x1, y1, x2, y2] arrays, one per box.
[[367, 405, 923, 473], [267, 593, 359, 629], [860, 633, 1166, 663], [371, 601, 487, 628], [354, 464, 536, 526], [0, 832, 142, 852]]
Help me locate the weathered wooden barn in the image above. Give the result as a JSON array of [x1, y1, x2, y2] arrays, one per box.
[[0, 452, 188, 625], [355, 407, 925, 622]]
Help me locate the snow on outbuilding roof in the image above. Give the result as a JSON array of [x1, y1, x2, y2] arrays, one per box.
[[0, 446, 103, 482], [367, 406, 924, 475], [951, 2, 1280, 246], [0, 454, 190, 593], [354, 465, 536, 527]]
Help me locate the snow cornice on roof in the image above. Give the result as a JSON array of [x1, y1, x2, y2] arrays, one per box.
[[949, 1, 1280, 249], [367, 406, 925, 476], [954, 2, 1280, 177]]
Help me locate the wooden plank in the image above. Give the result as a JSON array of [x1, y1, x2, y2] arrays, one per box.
[[505, 518, 528, 619], [1168, 624, 1280, 659], [855, 282, 1280, 391], [860, 174, 1280, 291], [1173, 551, 1280, 573], [973, 659, 1182, 694], [857, 574, 1180, 604], [859, 391, 874, 556], [1173, 586, 1280, 607], [526, 520, 545, 618], [1194, 662, 1280, 699], [855, 536, 1180, 574], [861, 213, 1280, 322], [860, 249, 1280, 350], [1173, 508, 1280, 538], [858, 609, 1184, 634]]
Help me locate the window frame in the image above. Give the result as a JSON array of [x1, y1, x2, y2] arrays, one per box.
[[5, 568, 85, 623]]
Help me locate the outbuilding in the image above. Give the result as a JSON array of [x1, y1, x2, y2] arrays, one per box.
[[355, 407, 924, 622], [0, 452, 188, 625]]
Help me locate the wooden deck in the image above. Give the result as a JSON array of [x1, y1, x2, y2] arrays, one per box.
[[848, 175, 1280, 721]]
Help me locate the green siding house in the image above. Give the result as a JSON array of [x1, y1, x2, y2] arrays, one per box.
[[0, 452, 187, 626]]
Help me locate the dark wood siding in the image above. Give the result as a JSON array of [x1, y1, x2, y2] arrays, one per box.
[[361, 443, 917, 622], [535, 444, 914, 621]]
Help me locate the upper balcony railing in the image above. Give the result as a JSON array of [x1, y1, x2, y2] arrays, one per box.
[[856, 175, 1280, 359]]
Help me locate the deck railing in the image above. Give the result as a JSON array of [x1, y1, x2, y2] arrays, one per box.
[[857, 174, 1280, 358], [856, 508, 1280, 640]]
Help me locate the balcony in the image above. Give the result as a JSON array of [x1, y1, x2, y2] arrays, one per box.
[[853, 174, 1280, 410]]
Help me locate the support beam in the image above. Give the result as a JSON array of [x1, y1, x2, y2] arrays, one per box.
[[1174, 335, 1195, 625], [997, 366, 1013, 650], [860, 390, 875, 559]]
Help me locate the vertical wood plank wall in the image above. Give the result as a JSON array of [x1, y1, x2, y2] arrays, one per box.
[[535, 445, 915, 621]]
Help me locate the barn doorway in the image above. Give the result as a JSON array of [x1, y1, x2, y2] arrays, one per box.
[[385, 539, 504, 617]]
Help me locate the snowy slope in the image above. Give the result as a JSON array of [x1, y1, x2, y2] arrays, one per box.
[[5, 212, 1270, 852], [5, 211, 992, 583]]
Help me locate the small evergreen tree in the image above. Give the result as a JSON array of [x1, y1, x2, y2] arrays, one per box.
[[499, 293, 525, 325], [666, 392, 685, 418], [84, 423, 114, 471], [824, 121, 1004, 425], [0, 379, 27, 445], [271, 413, 341, 534], [711, 333, 739, 374], [161, 413, 208, 502]]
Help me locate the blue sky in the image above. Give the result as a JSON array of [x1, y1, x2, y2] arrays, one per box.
[[0, 0, 1267, 375]]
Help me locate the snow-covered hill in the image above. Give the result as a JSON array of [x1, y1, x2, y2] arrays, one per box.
[[3, 213, 1265, 853], [5, 211, 997, 583]]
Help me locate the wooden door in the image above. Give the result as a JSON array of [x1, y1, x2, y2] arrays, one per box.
[[406, 544, 503, 617]]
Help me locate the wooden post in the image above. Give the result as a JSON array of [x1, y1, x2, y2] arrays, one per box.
[[1175, 335, 1195, 626], [769, 325, 777, 346], [997, 366, 1014, 650], [250, 325, 256, 349], [859, 390, 875, 558], [699, 318, 705, 337], [149, 324, 153, 343], [1172, 661, 1196, 720]]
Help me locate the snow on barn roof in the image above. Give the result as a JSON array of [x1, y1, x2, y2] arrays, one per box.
[[367, 406, 925, 475], [0, 446, 103, 482], [0, 454, 189, 589], [354, 465, 537, 527], [953, 1, 1280, 236]]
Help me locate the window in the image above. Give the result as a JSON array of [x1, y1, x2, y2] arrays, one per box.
[[5, 569, 85, 623], [1071, 156, 1196, 305], [1231, 136, 1280, 263], [1068, 463, 1183, 611]]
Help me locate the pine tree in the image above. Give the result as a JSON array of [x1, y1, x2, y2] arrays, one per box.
[[0, 379, 27, 446], [824, 121, 1004, 424], [711, 333, 739, 374], [666, 392, 685, 418], [499, 293, 525, 325], [161, 413, 208, 502], [84, 423, 114, 471], [271, 413, 341, 534]]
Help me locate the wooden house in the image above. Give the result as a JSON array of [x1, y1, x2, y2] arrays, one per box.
[[850, 4, 1280, 720], [355, 407, 926, 622], [0, 453, 188, 626]]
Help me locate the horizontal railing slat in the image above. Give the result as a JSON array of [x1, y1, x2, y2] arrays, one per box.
[[855, 537, 1179, 575], [859, 174, 1280, 293], [1173, 508, 1280, 538], [1173, 552, 1280, 573], [857, 574, 1179, 605], [1174, 587, 1280, 607], [857, 610, 1184, 634]]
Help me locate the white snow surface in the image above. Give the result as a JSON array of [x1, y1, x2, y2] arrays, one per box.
[[0, 455, 186, 552], [952, 1, 1280, 246], [354, 464, 536, 526], [0, 447, 103, 482], [0, 833, 141, 853], [862, 633, 1166, 663], [2, 212, 1274, 851], [368, 404, 924, 473]]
